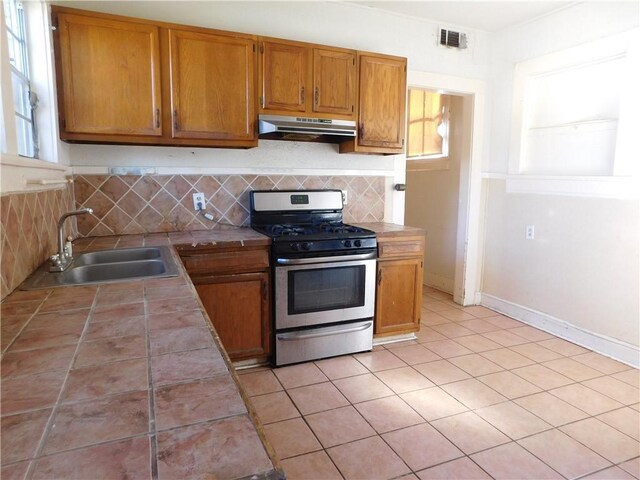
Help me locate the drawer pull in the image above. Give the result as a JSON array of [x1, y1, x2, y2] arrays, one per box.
[[277, 321, 371, 341]]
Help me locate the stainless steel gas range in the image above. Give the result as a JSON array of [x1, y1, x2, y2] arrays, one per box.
[[250, 190, 376, 366]]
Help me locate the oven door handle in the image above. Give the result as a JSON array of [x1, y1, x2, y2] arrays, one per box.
[[276, 321, 372, 341], [276, 251, 376, 265]]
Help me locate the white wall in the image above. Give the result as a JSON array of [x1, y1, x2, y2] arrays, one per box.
[[482, 2, 640, 357], [405, 95, 463, 293], [50, 1, 492, 220]]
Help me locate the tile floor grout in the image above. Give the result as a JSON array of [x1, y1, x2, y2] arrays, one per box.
[[241, 287, 640, 480]]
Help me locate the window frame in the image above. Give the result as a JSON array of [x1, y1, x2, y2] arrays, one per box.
[[3, 0, 39, 159], [405, 88, 450, 164], [506, 28, 639, 199], [1, 0, 60, 170]]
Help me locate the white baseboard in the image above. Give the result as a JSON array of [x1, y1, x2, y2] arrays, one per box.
[[425, 273, 454, 295], [481, 293, 640, 368]]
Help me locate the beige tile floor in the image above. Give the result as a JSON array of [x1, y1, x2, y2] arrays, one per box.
[[239, 287, 640, 480]]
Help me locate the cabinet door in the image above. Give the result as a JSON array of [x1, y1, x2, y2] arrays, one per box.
[[313, 48, 356, 117], [375, 258, 422, 336], [56, 13, 162, 136], [260, 40, 309, 113], [168, 29, 256, 140], [357, 53, 407, 149], [193, 272, 270, 361]]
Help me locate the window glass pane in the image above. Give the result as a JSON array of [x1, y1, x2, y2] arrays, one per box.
[[16, 116, 34, 157], [408, 89, 425, 121], [11, 72, 30, 117], [408, 122, 424, 157], [407, 88, 447, 158], [288, 266, 366, 315]]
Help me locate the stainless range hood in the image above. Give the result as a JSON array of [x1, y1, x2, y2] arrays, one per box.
[[258, 115, 356, 142]]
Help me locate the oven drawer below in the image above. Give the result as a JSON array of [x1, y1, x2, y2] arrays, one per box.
[[275, 320, 373, 366]]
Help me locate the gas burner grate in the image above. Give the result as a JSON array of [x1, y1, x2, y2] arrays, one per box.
[[268, 225, 310, 236]]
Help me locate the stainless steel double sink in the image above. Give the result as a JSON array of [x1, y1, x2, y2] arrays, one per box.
[[21, 246, 180, 290]]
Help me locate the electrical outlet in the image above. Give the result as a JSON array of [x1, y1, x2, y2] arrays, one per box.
[[342, 190, 348, 205], [192, 192, 205, 211], [526, 225, 535, 240]]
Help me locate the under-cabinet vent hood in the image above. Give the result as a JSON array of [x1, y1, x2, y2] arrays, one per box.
[[258, 115, 357, 142]]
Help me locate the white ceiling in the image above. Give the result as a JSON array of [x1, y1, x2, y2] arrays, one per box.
[[346, 1, 574, 32]]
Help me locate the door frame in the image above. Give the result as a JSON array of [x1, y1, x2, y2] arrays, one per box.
[[393, 71, 486, 306]]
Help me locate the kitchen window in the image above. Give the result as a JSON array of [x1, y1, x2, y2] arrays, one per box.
[[507, 28, 638, 198], [406, 89, 449, 161], [3, 0, 39, 158]]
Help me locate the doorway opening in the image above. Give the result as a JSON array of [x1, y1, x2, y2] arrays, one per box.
[[397, 72, 486, 306]]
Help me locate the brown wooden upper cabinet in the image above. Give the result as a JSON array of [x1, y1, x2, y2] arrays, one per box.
[[340, 52, 407, 155], [259, 39, 309, 113], [258, 38, 356, 120], [52, 6, 258, 148], [55, 12, 162, 137], [168, 29, 256, 141]]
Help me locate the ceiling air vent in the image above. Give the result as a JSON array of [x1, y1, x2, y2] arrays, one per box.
[[439, 28, 467, 49]]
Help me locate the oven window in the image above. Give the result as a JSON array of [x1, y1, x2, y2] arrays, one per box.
[[288, 265, 366, 314]]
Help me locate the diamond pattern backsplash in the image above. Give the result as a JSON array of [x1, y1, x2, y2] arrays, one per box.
[[74, 174, 386, 237], [0, 184, 76, 299]]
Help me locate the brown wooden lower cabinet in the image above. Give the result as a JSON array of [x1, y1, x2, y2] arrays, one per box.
[[180, 245, 271, 361], [374, 235, 425, 337], [193, 272, 270, 360]]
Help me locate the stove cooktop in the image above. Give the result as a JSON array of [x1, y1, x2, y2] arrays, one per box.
[[259, 222, 373, 239], [249, 190, 377, 255], [253, 222, 377, 255]]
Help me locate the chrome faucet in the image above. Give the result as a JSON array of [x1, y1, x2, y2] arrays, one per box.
[[49, 208, 93, 272]]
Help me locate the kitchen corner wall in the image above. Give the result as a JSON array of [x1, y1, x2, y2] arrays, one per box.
[[0, 184, 76, 299], [73, 174, 385, 236]]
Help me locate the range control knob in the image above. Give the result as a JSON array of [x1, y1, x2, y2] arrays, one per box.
[[301, 242, 311, 251], [290, 243, 299, 251], [354, 239, 362, 247], [344, 240, 352, 247]]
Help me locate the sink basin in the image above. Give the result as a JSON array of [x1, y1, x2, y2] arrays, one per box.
[[21, 246, 180, 290], [66, 260, 168, 283], [73, 247, 162, 266]]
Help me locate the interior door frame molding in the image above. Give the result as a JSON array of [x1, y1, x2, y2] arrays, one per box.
[[395, 71, 487, 306]]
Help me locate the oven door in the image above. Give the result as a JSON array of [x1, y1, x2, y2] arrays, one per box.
[[274, 252, 376, 330]]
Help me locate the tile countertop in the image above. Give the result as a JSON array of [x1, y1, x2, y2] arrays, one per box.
[[354, 222, 426, 238], [0, 228, 284, 480]]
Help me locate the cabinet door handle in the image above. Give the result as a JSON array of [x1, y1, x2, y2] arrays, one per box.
[[314, 87, 319, 105], [300, 86, 305, 103], [155, 109, 160, 129], [378, 271, 382, 286], [173, 110, 179, 130]]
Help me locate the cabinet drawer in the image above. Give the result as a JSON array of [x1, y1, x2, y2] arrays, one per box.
[[181, 249, 269, 275], [378, 238, 424, 259]]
